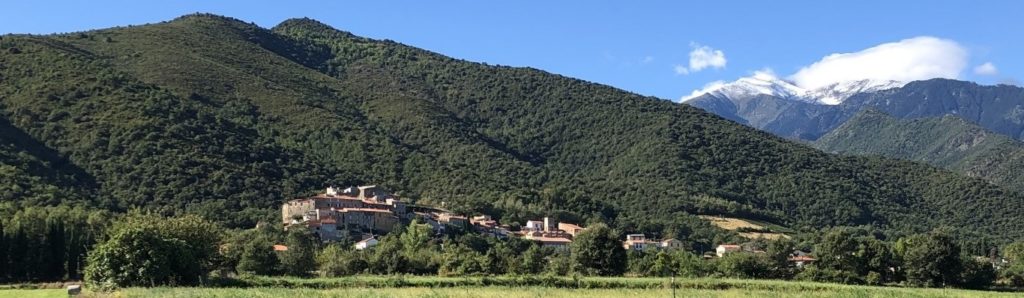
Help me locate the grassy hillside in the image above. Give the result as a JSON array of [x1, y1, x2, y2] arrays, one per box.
[[2, 14, 1024, 242], [815, 109, 1024, 194]]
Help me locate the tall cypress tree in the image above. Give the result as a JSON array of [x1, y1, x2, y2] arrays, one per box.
[[8, 227, 26, 281], [46, 220, 67, 280], [0, 219, 7, 282]]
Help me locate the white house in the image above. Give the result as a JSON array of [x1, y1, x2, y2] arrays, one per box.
[[623, 234, 653, 251], [355, 237, 379, 250], [716, 244, 741, 257]]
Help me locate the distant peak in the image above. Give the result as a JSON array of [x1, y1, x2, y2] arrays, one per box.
[[683, 75, 906, 105], [275, 17, 331, 29], [171, 13, 249, 25], [273, 17, 353, 38]]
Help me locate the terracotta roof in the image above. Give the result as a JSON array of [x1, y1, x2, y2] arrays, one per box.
[[273, 244, 288, 251], [718, 244, 741, 248], [524, 235, 572, 244], [558, 223, 584, 231], [311, 194, 361, 201], [340, 208, 393, 213]]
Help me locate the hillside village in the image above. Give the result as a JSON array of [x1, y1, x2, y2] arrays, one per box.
[[281, 186, 814, 264]]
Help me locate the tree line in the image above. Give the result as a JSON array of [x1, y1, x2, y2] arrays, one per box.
[[6, 210, 1022, 290]]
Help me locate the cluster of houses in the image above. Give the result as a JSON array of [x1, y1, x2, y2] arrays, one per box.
[[281, 185, 408, 242], [281, 186, 591, 250], [281, 185, 819, 266]]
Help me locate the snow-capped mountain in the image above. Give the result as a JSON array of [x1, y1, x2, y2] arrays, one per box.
[[681, 72, 905, 105], [805, 80, 906, 105], [683, 78, 1024, 142]]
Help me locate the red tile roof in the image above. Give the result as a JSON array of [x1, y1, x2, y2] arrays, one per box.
[[340, 208, 393, 213], [273, 244, 288, 251], [523, 235, 572, 244]]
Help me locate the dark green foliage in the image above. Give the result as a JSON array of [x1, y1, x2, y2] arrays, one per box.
[[0, 206, 108, 283], [316, 244, 367, 277], [816, 109, 1024, 193], [516, 244, 546, 275], [959, 257, 996, 289], [279, 228, 318, 276], [811, 227, 895, 285], [83, 214, 221, 289], [570, 223, 626, 276], [235, 235, 280, 276], [713, 252, 773, 279], [898, 229, 965, 287], [999, 242, 1024, 287]]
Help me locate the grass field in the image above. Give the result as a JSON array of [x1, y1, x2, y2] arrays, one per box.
[[2, 276, 1021, 298], [699, 215, 792, 240]]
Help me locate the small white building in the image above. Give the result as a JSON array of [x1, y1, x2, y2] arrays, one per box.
[[660, 238, 685, 250], [355, 237, 379, 250], [624, 234, 652, 251], [525, 220, 545, 231], [716, 244, 741, 257]]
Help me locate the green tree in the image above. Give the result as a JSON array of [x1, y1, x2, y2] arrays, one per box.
[[650, 251, 676, 277], [626, 250, 654, 276], [439, 242, 484, 276], [674, 250, 707, 277], [766, 238, 795, 279], [369, 235, 406, 274], [316, 244, 367, 277], [516, 244, 546, 274], [569, 223, 626, 276], [83, 227, 194, 289], [1001, 241, 1024, 286], [959, 257, 995, 289], [236, 235, 280, 276], [714, 252, 772, 278], [900, 230, 963, 287], [279, 228, 318, 276], [83, 214, 218, 289], [545, 251, 572, 275]]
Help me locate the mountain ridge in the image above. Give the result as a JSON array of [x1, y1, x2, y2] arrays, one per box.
[[2, 14, 1024, 243], [815, 109, 1024, 194], [686, 78, 1024, 141], [683, 72, 904, 105]]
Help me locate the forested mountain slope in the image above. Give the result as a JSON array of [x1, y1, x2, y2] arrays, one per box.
[[2, 14, 1024, 242], [815, 109, 1024, 194]]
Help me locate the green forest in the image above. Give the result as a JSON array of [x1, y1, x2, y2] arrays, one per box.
[[2, 14, 1024, 286], [815, 109, 1024, 194]]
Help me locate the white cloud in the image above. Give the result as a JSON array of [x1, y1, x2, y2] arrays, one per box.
[[751, 67, 777, 80], [680, 80, 727, 102], [675, 43, 727, 75], [789, 36, 967, 89], [674, 65, 689, 75], [974, 62, 998, 76], [689, 44, 727, 71]]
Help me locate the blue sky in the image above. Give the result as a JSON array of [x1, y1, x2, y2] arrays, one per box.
[[2, 1, 1020, 100]]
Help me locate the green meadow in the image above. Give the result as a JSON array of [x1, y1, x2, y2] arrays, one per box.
[[4, 276, 1020, 298]]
